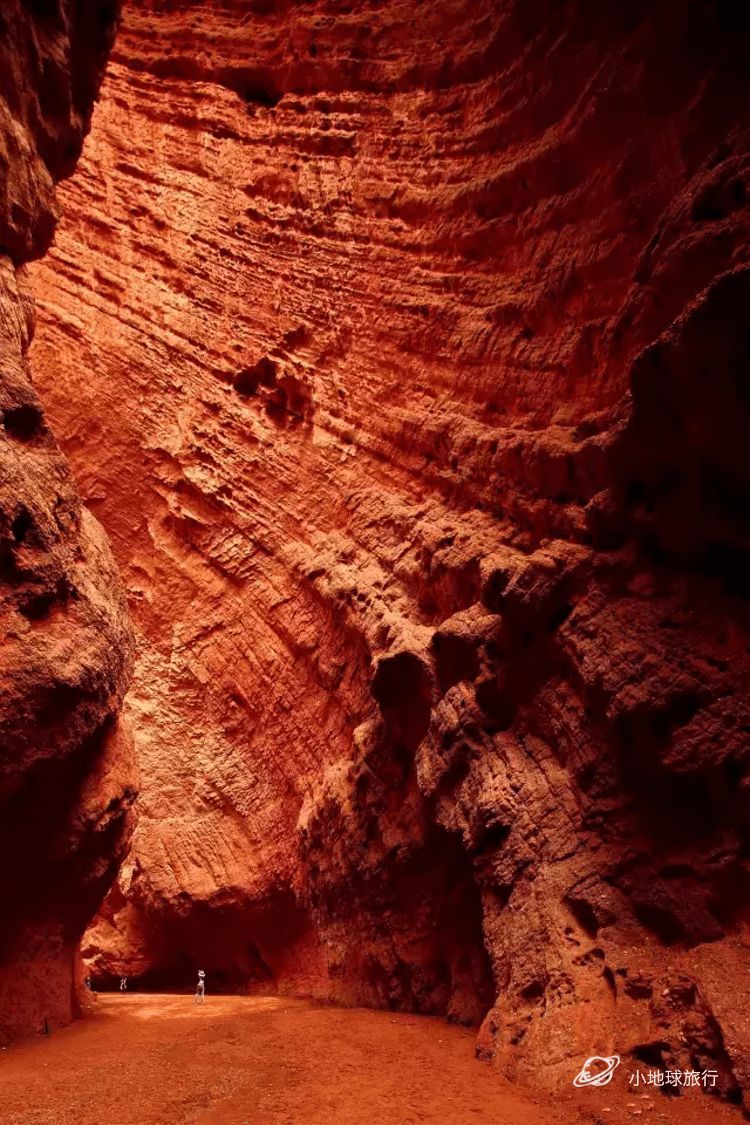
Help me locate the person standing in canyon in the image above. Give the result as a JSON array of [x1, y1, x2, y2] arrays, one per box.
[[194, 970, 206, 1004], [119, 976, 128, 992]]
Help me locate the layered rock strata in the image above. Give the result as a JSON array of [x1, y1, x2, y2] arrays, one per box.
[[0, 0, 136, 1044], [30, 0, 750, 1105]]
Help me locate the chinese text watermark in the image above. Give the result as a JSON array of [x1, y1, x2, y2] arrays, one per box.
[[630, 1069, 718, 1088]]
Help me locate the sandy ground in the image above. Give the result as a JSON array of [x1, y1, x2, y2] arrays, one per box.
[[0, 995, 743, 1125]]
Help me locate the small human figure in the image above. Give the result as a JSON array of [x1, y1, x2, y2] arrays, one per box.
[[194, 970, 206, 1004], [85, 976, 92, 991], [119, 976, 128, 992]]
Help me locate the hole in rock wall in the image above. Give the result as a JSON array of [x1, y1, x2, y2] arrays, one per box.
[[242, 83, 283, 109], [19, 585, 62, 621], [433, 630, 480, 694], [234, 355, 278, 395], [631, 901, 686, 947], [371, 652, 433, 751], [11, 506, 34, 544], [3, 403, 44, 442]]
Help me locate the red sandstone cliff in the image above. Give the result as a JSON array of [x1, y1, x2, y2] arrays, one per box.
[[0, 0, 136, 1044], [30, 0, 750, 1106]]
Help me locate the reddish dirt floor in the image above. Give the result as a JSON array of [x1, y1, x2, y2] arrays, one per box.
[[0, 995, 743, 1125]]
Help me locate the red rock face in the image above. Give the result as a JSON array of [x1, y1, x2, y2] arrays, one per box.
[[29, 0, 750, 1103], [0, 0, 136, 1044]]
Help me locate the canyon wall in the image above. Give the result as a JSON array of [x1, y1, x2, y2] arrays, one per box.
[[0, 0, 136, 1044], [30, 0, 750, 1104]]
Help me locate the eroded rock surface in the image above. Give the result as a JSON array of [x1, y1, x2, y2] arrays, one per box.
[[0, 0, 136, 1044], [30, 0, 750, 1104]]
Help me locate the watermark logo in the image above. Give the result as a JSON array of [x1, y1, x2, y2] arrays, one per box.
[[573, 1055, 621, 1088], [630, 1068, 717, 1088]]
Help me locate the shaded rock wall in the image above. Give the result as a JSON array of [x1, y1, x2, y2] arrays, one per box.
[[0, 0, 136, 1044], [30, 0, 750, 1102]]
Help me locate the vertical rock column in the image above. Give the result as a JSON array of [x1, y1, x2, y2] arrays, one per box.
[[0, 0, 136, 1043]]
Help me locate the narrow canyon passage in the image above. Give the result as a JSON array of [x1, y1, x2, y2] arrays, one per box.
[[1, 0, 750, 1120]]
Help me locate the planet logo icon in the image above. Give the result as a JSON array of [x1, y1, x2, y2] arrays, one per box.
[[572, 1055, 621, 1088]]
